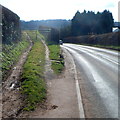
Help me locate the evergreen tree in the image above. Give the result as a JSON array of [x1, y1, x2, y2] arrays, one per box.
[[71, 10, 114, 36]]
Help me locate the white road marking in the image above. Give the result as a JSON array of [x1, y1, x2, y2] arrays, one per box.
[[63, 45, 118, 118], [65, 44, 119, 65], [65, 47, 85, 118]]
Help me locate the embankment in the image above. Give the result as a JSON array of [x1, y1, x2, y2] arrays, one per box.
[[63, 32, 120, 50]]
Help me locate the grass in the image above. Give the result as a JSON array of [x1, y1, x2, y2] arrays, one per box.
[[48, 45, 64, 74], [2, 31, 29, 78], [21, 30, 64, 110], [21, 31, 46, 111]]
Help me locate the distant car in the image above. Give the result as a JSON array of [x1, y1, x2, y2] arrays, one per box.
[[113, 28, 120, 32], [59, 40, 63, 45]]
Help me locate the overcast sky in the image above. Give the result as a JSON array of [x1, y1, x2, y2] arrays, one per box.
[[0, 0, 119, 21]]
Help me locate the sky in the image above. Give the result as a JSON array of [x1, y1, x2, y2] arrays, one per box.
[[0, 0, 119, 21]]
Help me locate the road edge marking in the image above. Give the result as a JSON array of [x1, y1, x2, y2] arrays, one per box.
[[62, 46, 85, 118], [73, 59, 85, 118]]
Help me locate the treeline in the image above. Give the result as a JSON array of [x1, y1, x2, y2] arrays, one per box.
[[38, 10, 114, 45], [2, 5, 21, 44], [71, 10, 114, 35], [60, 10, 114, 39], [21, 19, 71, 30]]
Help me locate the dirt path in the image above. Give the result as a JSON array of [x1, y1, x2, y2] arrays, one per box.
[[2, 33, 33, 118], [19, 42, 80, 118]]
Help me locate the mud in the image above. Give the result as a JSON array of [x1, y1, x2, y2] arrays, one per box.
[[2, 34, 33, 118]]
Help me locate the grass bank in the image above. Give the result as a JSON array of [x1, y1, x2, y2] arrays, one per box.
[[2, 31, 29, 79], [48, 45, 64, 74], [21, 31, 46, 111], [64, 32, 120, 51]]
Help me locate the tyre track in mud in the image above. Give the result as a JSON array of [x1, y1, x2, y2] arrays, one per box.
[[2, 33, 33, 118]]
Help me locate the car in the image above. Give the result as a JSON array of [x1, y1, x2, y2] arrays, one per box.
[[59, 40, 63, 45]]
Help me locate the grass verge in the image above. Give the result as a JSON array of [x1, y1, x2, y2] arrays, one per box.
[[48, 45, 64, 74], [21, 31, 46, 111]]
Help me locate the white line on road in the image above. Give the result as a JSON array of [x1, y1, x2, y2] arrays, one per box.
[[63, 45, 118, 118], [73, 61, 85, 119], [63, 46, 85, 118], [69, 50, 85, 119]]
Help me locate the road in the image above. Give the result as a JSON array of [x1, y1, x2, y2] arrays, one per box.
[[62, 43, 119, 118]]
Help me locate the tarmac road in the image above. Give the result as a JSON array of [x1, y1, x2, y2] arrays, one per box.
[[62, 44, 119, 118]]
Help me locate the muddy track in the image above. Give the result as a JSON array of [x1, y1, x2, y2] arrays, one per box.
[[2, 33, 33, 118]]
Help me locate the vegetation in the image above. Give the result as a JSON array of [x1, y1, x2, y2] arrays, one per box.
[[21, 19, 71, 30], [38, 27, 64, 74], [21, 31, 46, 111], [2, 5, 26, 78], [25, 30, 38, 42], [48, 45, 64, 74], [39, 26, 60, 44], [64, 32, 120, 50], [60, 10, 119, 50], [71, 10, 113, 36], [2, 31, 29, 78], [60, 25, 71, 40], [48, 28, 59, 44], [60, 10, 114, 40]]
